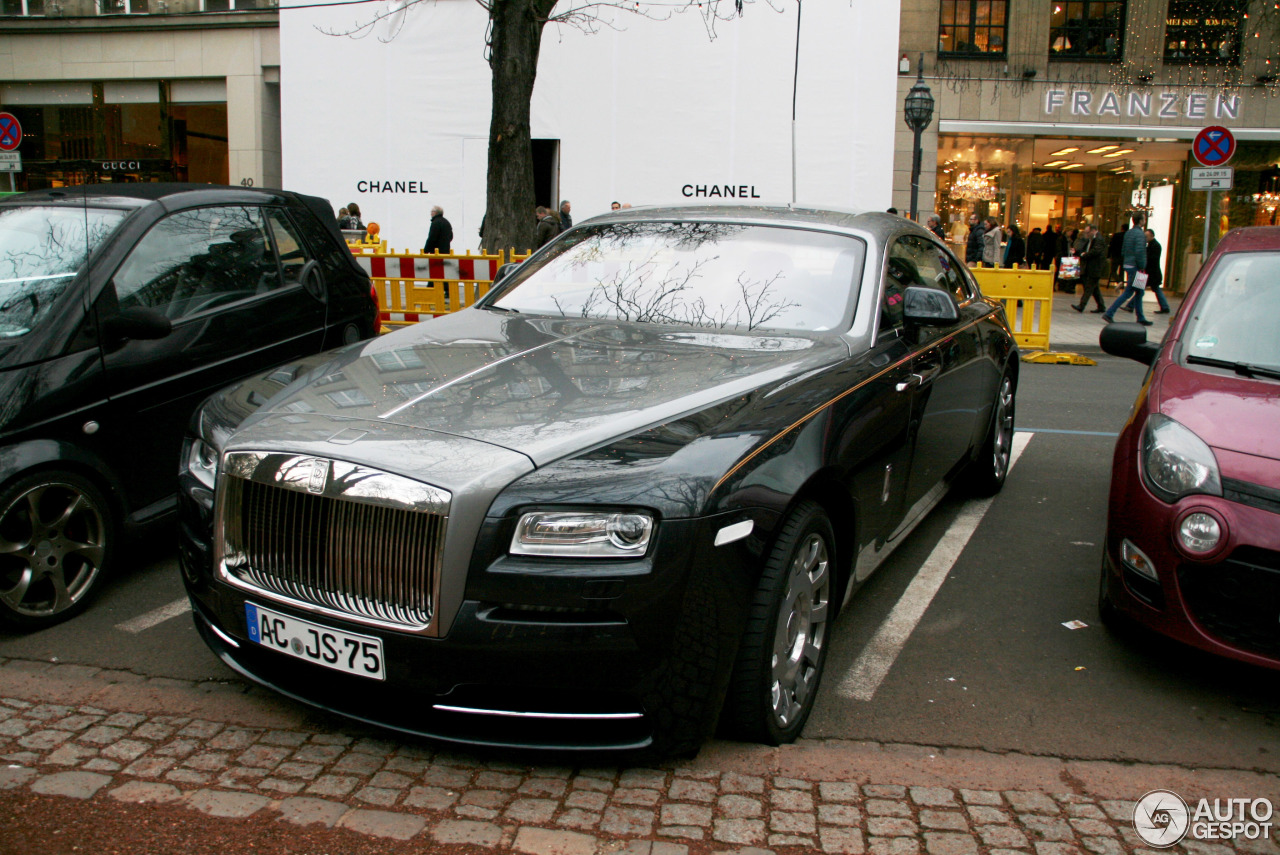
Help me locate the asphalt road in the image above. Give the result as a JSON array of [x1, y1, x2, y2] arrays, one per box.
[[2, 353, 1277, 774]]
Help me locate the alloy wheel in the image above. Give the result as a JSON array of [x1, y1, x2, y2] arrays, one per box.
[[991, 375, 1015, 479], [0, 480, 107, 619], [770, 531, 831, 729]]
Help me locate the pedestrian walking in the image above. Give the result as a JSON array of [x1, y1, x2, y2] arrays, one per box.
[[1026, 227, 1044, 270], [926, 215, 947, 241], [340, 203, 363, 230], [1117, 229, 1170, 314], [981, 217, 1003, 268], [1103, 213, 1152, 325], [1002, 224, 1025, 268], [1070, 225, 1108, 313], [966, 213, 985, 266], [422, 205, 453, 254], [1039, 225, 1057, 270], [558, 200, 573, 232], [536, 206, 558, 248]]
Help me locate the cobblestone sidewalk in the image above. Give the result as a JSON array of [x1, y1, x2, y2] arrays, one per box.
[[1, 659, 1277, 855]]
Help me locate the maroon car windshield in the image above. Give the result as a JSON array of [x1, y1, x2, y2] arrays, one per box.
[[1182, 251, 1280, 377]]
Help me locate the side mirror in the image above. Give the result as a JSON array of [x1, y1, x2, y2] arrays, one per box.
[[1100, 322, 1160, 366], [902, 286, 960, 325], [299, 259, 326, 302], [101, 307, 172, 347], [494, 262, 521, 286]]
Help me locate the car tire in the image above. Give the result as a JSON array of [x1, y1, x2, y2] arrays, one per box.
[[721, 501, 834, 745], [963, 369, 1016, 497], [0, 470, 115, 631]]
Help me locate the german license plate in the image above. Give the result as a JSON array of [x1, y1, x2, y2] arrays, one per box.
[[244, 602, 385, 680]]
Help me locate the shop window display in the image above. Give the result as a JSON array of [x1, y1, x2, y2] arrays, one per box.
[[1048, 1, 1125, 61], [938, 0, 1009, 57], [1164, 0, 1245, 65]]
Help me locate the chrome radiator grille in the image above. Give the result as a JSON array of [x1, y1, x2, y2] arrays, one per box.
[[217, 453, 450, 632]]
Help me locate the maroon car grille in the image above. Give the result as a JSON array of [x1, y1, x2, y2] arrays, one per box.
[[1179, 548, 1280, 660], [222, 477, 444, 629]]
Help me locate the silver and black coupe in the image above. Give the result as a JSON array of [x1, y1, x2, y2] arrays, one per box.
[[178, 206, 1018, 755]]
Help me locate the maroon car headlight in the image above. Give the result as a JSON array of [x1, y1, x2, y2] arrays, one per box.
[[1140, 414, 1222, 503], [1176, 510, 1226, 556]]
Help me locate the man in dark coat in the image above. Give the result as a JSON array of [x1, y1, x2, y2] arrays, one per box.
[[1070, 225, 1108, 312], [423, 206, 453, 254], [1040, 225, 1056, 270], [965, 213, 985, 265], [558, 200, 573, 233], [1026, 227, 1043, 269], [1108, 228, 1125, 283]]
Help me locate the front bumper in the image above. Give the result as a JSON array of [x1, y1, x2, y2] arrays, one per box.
[[1103, 469, 1280, 671], [181, 496, 770, 751]]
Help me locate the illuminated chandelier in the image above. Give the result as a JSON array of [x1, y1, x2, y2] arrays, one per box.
[[1251, 192, 1280, 211], [952, 171, 997, 201]]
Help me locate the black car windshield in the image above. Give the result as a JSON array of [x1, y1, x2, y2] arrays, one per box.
[[1182, 250, 1280, 375], [0, 205, 126, 338], [490, 222, 864, 333]]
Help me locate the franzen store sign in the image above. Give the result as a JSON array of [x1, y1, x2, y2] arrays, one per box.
[[1044, 89, 1240, 121]]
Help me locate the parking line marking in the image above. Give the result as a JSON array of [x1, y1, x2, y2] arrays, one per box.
[[836, 431, 1033, 702], [116, 597, 192, 634], [1016, 427, 1117, 437]]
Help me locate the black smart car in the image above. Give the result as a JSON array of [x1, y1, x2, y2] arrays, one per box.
[[179, 206, 1017, 755], [0, 184, 379, 630]]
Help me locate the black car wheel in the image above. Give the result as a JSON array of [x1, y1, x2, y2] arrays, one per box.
[[723, 501, 834, 744], [0, 471, 114, 630], [964, 369, 1016, 496]]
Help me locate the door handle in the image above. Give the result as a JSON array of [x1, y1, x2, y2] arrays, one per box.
[[896, 374, 922, 392]]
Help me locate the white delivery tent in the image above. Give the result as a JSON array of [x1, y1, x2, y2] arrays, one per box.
[[280, 0, 903, 249]]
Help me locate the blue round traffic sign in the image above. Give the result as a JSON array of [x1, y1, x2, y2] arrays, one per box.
[[0, 113, 21, 152], [1193, 126, 1235, 167]]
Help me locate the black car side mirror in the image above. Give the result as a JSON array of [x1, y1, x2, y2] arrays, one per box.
[[101, 307, 172, 346], [902, 286, 960, 326], [1100, 322, 1160, 366], [493, 262, 521, 286], [299, 259, 326, 302]]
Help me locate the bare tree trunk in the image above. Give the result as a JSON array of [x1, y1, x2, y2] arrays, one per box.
[[483, 0, 555, 256]]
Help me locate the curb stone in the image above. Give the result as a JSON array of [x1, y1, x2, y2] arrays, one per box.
[[1, 664, 1278, 854]]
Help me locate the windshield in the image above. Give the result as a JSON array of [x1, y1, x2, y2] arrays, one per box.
[[1182, 250, 1280, 374], [490, 222, 864, 333], [0, 205, 127, 338]]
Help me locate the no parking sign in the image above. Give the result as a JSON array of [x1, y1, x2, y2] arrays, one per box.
[[1192, 126, 1235, 167], [0, 113, 21, 152]]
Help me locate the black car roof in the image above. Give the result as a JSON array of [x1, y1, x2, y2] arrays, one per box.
[[2, 183, 297, 210]]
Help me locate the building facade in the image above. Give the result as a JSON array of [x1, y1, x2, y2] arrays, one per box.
[[892, 0, 1280, 290], [0, 0, 280, 191]]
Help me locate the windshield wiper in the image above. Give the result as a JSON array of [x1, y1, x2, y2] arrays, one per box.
[[1186, 354, 1280, 381], [481, 303, 519, 314]]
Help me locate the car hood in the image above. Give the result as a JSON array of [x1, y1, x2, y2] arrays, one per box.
[[1158, 362, 1280, 462], [243, 310, 848, 467]]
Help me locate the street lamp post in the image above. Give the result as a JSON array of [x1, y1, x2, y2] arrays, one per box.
[[903, 56, 935, 223]]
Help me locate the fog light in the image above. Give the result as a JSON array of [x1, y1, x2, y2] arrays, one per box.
[[1120, 539, 1158, 581], [1178, 512, 1222, 554]]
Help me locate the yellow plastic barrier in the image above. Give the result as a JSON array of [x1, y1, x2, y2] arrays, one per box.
[[349, 247, 533, 328], [971, 267, 1054, 352]]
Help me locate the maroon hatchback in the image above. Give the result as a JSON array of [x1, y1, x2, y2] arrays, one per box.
[[1099, 226, 1280, 670]]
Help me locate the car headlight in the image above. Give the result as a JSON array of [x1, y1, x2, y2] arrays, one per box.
[[1141, 414, 1221, 503], [511, 510, 654, 557], [184, 437, 220, 491]]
